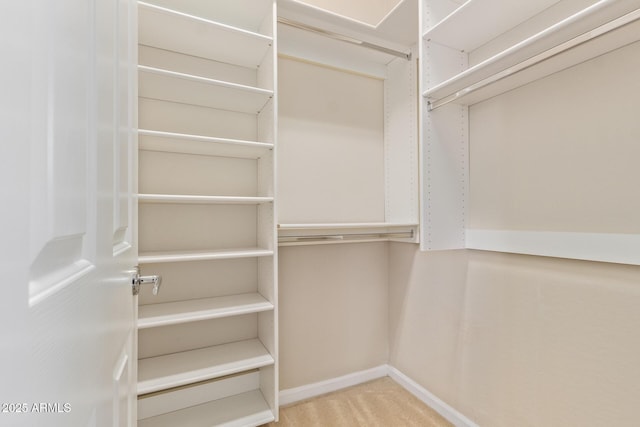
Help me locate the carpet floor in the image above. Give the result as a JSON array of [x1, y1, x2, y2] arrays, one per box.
[[264, 377, 453, 427]]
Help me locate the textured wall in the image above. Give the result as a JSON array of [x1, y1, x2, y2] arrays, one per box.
[[278, 243, 389, 389], [389, 245, 640, 426], [388, 41, 640, 427]]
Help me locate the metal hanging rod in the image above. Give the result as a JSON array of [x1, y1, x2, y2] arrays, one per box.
[[279, 229, 415, 243], [278, 17, 412, 61]]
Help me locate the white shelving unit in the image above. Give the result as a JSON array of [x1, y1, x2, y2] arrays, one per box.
[[136, 0, 278, 425], [420, 0, 640, 258], [277, 0, 420, 245]]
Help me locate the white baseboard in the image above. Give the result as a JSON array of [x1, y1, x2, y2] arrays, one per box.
[[278, 365, 388, 406], [388, 366, 479, 427]]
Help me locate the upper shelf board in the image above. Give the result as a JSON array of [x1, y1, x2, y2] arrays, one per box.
[[139, 0, 273, 34], [424, 1, 640, 107], [138, 129, 273, 159], [139, 2, 272, 68], [139, 66, 273, 114], [423, 0, 562, 52]]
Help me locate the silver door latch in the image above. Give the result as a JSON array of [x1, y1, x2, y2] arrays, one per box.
[[132, 267, 162, 296]]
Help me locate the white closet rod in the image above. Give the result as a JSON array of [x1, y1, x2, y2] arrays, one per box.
[[278, 17, 412, 60], [279, 230, 414, 243], [428, 6, 640, 110]]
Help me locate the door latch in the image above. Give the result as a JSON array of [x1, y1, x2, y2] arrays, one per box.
[[132, 267, 162, 296]]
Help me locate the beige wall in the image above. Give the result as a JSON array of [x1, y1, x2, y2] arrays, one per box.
[[278, 243, 389, 389], [388, 42, 640, 426], [469, 42, 640, 233], [389, 245, 640, 426], [278, 56, 385, 224]]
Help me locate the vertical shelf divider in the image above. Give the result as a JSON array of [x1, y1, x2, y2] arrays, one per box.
[[136, 1, 278, 425]]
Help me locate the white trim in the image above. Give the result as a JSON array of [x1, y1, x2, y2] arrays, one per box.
[[278, 365, 388, 406], [388, 366, 479, 427], [466, 229, 640, 265], [278, 365, 477, 427]]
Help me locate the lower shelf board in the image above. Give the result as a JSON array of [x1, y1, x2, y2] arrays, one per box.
[[138, 293, 274, 329], [138, 129, 274, 159], [138, 389, 274, 427], [138, 339, 274, 395]]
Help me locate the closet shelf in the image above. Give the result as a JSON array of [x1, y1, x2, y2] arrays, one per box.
[[138, 293, 274, 329], [423, 0, 561, 52], [138, 248, 274, 264], [138, 339, 274, 395], [424, 1, 640, 109], [138, 129, 273, 159], [139, 2, 273, 69], [138, 66, 273, 114], [138, 194, 274, 205], [138, 389, 274, 427]]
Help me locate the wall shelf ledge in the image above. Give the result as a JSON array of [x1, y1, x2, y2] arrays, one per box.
[[466, 229, 640, 265]]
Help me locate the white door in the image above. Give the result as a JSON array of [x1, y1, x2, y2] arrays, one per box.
[[0, 1, 138, 426]]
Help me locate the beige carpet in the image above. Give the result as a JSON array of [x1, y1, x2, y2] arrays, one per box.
[[265, 377, 453, 427]]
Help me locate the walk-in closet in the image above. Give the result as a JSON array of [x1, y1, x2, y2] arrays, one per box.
[[135, 0, 640, 424], [130, 0, 640, 425], [5, 0, 639, 426]]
